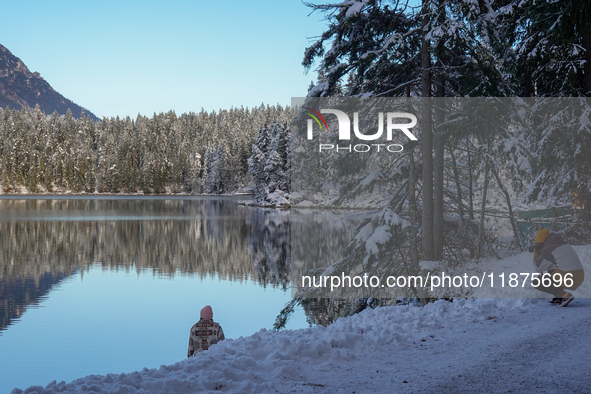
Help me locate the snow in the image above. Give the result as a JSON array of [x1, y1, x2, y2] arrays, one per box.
[[296, 200, 314, 207], [359, 208, 408, 256], [364, 225, 391, 255], [378, 207, 408, 228], [265, 190, 290, 207], [359, 170, 381, 186], [345, 0, 368, 18], [419, 260, 439, 271], [12, 247, 591, 394], [307, 82, 329, 97], [354, 221, 374, 244]]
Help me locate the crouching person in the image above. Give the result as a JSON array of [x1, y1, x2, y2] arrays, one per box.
[[188, 305, 225, 357], [531, 229, 585, 307]]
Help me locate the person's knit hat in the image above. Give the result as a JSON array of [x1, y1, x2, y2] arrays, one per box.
[[535, 229, 550, 243], [200, 305, 213, 320]]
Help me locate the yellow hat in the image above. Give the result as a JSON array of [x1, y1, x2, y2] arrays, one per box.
[[535, 229, 550, 243]]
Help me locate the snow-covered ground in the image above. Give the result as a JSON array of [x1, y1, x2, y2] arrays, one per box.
[[13, 248, 591, 394]]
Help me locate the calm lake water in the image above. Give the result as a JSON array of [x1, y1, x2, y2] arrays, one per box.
[[0, 196, 347, 393]]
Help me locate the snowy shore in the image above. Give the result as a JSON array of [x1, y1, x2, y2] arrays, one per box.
[[13, 296, 591, 394], [13, 248, 591, 394]]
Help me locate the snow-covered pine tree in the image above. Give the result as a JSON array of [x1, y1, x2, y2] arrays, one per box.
[[248, 122, 291, 205], [498, 0, 591, 97], [301, 0, 511, 261], [265, 122, 290, 194], [203, 144, 230, 195], [493, 1, 591, 223], [248, 123, 271, 202]]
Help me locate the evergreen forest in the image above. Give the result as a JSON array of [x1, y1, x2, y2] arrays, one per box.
[[0, 105, 295, 195]]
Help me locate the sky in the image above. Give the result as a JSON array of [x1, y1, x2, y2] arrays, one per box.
[[0, 0, 326, 119]]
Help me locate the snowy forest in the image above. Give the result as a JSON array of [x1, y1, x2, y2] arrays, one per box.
[[297, 0, 591, 244], [274, 0, 591, 321], [0, 104, 295, 195]]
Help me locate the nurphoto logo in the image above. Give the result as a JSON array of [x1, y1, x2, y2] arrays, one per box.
[[304, 107, 418, 153]]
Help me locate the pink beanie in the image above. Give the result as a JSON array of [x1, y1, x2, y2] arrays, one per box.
[[200, 305, 213, 320]]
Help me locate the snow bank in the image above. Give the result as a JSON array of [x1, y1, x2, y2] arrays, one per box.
[[13, 298, 541, 394]]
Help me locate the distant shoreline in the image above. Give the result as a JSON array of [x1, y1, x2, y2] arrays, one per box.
[[0, 193, 254, 200]]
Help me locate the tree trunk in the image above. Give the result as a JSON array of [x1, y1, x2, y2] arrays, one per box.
[[477, 157, 490, 259], [433, 74, 445, 260], [476, 136, 490, 258], [409, 148, 419, 266], [450, 149, 464, 219], [421, 0, 434, 260], [491, 166, 521, 246], [583, 31, 591, 219], [583, 31, 591, 96], [466, 139, 474, 220]]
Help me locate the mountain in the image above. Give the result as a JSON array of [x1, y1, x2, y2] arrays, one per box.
[[0, 271, 71, 332], [0, 43, 99, 121]]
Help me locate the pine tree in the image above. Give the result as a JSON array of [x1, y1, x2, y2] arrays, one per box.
[[499, 0, 591, 96]]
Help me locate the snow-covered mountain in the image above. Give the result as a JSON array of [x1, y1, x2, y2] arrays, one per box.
[[0, 44, 98, 120]]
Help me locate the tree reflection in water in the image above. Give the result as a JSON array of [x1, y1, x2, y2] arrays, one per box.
[[0, 198, 358, 331]]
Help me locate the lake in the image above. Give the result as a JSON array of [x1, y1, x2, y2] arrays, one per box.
[[0, 196, 355, 393]]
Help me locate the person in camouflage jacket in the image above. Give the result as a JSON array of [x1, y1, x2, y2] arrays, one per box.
[[187, 305, 225, 357]]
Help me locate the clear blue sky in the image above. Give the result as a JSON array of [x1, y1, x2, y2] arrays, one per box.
[[0, 1, 325, 118]]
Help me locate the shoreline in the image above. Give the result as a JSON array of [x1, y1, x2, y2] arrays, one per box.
[[0, 193, 255, 200], [12, 295, 591, 394], [0, 194, 403, 210]]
